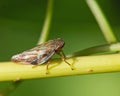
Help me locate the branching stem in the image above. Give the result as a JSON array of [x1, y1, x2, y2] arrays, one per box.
[[37, 0, 53, 44], [86, 0, 117, 43]]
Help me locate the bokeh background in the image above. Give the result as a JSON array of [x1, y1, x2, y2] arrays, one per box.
[[0, 0, 120, 96]]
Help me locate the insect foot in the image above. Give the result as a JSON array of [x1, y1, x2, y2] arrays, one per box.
[[56, 50, 75, 70], [64, 60, 75, 70], [45, 62, 51, 74], [46, 70, 49, 74]]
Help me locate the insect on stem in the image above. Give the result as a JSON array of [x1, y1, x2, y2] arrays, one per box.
[[11, 38, 74, 74]]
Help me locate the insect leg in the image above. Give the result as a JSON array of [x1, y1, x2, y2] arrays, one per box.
[[46, 60, 50, 74], [56, 50, 74, 70]]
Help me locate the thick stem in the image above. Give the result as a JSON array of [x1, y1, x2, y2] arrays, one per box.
[[1, 54, 120, 81]]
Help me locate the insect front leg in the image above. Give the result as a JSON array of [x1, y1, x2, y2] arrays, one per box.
[[31, 58, 51, 74], [46, 61, 51, 74], [56, 50, 74, 70]]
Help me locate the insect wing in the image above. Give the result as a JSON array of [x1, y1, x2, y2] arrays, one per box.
[[37, 49, 55, 65], [11, 38, 64, 65]]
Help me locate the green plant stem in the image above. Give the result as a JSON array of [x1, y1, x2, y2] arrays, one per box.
[[37, 0, 53, 44], [86, 0, 117, 43], [1, 54, 120, 81], [67, 43, 120, 57]]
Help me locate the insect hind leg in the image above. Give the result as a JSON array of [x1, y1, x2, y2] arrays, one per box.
[[56, 50, 74, 70]]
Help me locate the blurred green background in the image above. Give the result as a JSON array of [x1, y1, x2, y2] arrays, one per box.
[[0, 0, 120, 96]]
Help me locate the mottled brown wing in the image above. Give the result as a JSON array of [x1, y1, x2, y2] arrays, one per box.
[[37, 48, 55, 64], [28, 40, 57, 64], [11, 38, 64, 65]]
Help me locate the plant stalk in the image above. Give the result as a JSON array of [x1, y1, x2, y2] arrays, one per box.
[[37, 0, 53, 44], [1, 54, 120, 81], [86, 0, 117, 43]]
